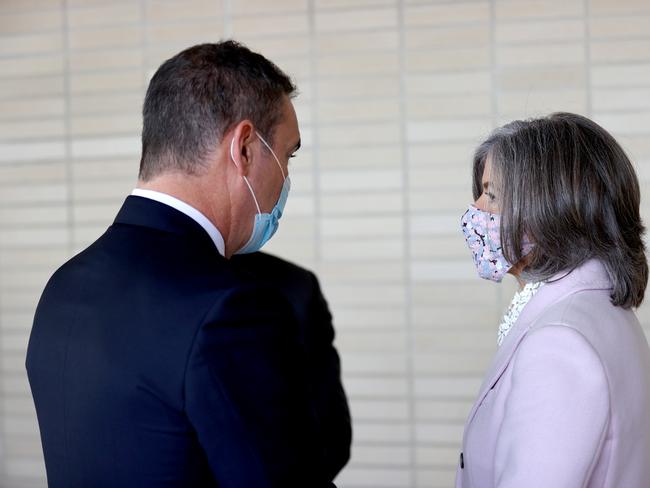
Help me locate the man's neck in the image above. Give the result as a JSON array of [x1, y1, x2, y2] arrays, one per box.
[[136, 175, 232, 253]]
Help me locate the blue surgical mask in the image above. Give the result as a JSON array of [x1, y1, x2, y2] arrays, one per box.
[[232, 132, 291, 255]]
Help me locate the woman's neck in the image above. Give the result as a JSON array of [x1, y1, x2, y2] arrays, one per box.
[[509, 258, 530, 290]]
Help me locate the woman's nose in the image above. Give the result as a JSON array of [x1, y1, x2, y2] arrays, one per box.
[[473, 194, 487, 212]]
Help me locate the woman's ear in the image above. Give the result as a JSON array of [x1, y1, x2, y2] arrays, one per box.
[[230, 120, 255, 177]]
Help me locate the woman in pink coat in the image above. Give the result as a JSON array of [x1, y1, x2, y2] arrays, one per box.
[[458, 112, 650, 487]]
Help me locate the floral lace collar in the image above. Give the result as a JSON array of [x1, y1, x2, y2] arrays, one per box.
[[497, 281, 543, 347]]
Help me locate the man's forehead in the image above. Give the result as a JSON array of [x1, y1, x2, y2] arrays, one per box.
[[277, 99, 300, 148]]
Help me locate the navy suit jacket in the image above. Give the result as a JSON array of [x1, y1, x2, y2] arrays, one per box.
[[230, 252, 352, 480], [26, 196, 334, 487]]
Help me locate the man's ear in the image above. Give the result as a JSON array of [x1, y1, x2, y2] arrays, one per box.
[[229, 120, 255, 177]]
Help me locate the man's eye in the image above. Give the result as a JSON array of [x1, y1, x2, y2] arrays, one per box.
[[289, 153, 297, 159]]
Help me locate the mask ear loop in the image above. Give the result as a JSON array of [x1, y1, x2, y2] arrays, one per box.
[[256, 131, 286, 180], [231, 137, 261, 215]]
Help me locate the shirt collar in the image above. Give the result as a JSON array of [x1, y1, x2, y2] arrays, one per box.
[[131, 188, 225, 257]]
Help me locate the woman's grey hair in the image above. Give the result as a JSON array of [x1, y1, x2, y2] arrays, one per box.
[[473, 112, 648, 308]]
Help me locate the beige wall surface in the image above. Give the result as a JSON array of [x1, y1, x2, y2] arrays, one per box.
[[1, 0, 650, 486]]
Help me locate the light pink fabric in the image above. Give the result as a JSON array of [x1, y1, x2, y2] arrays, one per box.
[[456, 260, 650, 488]]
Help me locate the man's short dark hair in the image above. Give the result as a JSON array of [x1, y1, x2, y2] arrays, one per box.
[[139, 40, 296, 181], [473, 112, 648, 308]]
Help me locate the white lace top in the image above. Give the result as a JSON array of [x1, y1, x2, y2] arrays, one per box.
[[497, 282, 543, 346]]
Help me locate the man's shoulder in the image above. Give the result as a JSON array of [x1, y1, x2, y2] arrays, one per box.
[[40, 228, 255, 309], [231, 252, 316, 281]]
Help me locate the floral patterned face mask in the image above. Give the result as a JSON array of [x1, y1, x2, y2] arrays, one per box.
[[460, 204, 533, 282]]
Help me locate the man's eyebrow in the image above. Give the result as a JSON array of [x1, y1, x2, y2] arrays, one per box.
[[290, 139, 301, 153]]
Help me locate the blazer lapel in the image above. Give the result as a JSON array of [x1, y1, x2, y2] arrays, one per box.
[[463, 260, 613, 428]]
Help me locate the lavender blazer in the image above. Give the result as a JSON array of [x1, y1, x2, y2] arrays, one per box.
[[456, 260, 650, 488]]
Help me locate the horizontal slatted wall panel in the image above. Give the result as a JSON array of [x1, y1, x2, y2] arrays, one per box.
[[0, 1, 649, 486]]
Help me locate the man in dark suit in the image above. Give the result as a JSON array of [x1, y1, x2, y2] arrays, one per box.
[[231, 252, 352, 481], [26, 41, 345, 487]]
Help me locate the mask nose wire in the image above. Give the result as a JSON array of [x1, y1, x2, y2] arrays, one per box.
[[230, 137, 262, 215]]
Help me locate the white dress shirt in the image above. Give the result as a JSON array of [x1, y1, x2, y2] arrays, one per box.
[[131, 188, 225, 256]]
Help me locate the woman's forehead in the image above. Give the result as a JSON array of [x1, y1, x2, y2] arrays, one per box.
[[481, 158, 492, 185]]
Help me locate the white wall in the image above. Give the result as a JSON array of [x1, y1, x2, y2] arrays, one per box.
[[1, 0, 650, 486]]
